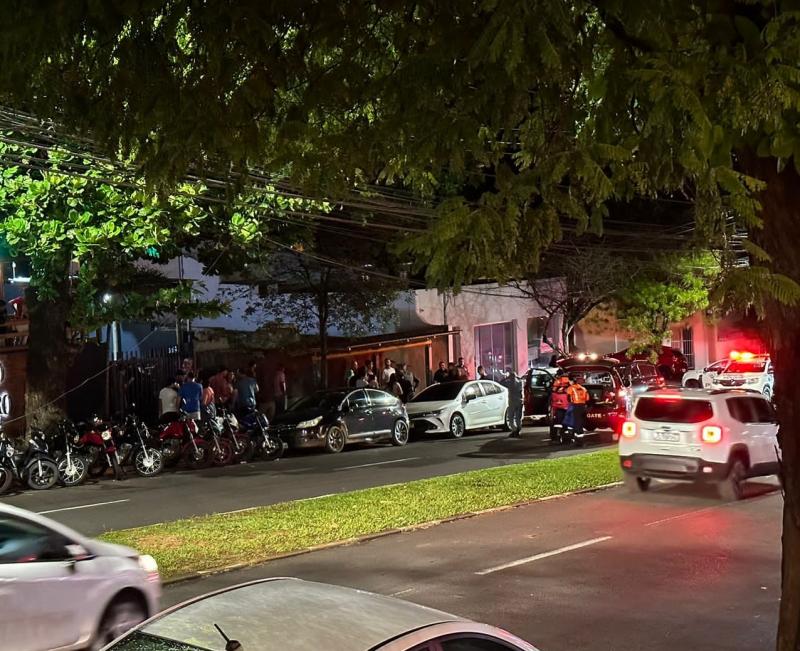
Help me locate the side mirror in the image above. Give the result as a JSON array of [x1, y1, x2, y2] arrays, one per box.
[[464, 393, 476, 403]]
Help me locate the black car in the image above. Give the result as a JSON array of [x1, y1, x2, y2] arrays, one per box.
[[270, 389, 410, 454]]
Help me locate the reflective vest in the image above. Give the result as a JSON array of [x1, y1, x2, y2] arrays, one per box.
[[567, 384, 590, 405], [552, 376, 570, 391]]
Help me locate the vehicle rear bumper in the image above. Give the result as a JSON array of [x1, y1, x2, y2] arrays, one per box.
[[620, 454, 728, 481], [584, 407, 626, 431]]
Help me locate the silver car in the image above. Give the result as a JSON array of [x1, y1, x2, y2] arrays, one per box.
[[104, 577, 538, 650], [0, 503, 160, 651]]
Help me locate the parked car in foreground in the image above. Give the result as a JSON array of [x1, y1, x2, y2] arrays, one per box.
[[406, 380, 509, 438], [0, 503, 160, 651], [619, 388, 779, 500], [271, 388, 410, 453], [103, 578, 539, 651]]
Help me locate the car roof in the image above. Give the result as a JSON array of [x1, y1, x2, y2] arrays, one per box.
[[135, 578, 462, 651]]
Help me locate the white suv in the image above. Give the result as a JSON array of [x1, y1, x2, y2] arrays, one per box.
[[709, 354, 774, 400], [619, 388, 779, 500]]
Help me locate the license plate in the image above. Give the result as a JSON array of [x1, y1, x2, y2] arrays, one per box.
[[653, 431, 680, 443]]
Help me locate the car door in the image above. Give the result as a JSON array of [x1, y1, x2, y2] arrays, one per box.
[[701, 360, 728, 389], [525, 370, 553, 416], [0, 514, 89, 651], [749, 396, 779, 470], [726, 397, 762, 463], [479, 381, 506, 425], [344, 390, 375, 438], [461, 382, 487, 428], [366, 390, 395, 435]]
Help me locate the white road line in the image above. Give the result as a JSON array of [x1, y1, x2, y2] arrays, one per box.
[[338, 457, 419, 471], [390, 588, 416, 597], [37, 499, 130, 515], [475, 536, 613, 576], [644, 506, 718, 528]]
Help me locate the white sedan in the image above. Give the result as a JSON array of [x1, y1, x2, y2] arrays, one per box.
[[0, 503, 160, 651], [406, 380, 509, 438]]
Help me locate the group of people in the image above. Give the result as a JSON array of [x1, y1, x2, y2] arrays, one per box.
[[345, 358, 420, 403], [550, 371, 589, 439], [157, 362, 288, 423], [432, 357, 471, 383]]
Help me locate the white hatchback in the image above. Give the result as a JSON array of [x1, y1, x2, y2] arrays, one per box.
[[406, 380, 509, 438], [0, 503, 160, 651], [619, 388, 779, 500]]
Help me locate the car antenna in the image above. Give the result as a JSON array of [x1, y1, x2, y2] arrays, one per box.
[[214, 623, 242, 651]]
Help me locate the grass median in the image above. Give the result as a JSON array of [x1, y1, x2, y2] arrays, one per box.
[[101, 449, 621, 581]]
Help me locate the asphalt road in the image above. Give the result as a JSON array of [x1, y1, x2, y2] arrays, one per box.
[[162, 479, 782, 651], [0, 425, 614, 535]]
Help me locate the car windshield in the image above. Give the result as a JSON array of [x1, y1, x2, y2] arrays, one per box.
[[289, 392, 347, 412], [107, 632, 207, 651], [411, 382, 465, 402], [634, 397, 714, 423], [726, 361, 767, 373]]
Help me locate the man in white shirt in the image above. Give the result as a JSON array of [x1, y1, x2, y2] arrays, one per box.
[[158, 378, 180, 422], [381, 358, 395, 389]]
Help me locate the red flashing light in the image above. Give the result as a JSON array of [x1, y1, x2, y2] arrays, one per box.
[[621, 421, 637, 438], [729, 350, 756, 361], [622, 459, 633, 469], [701, 425, 723, 444]]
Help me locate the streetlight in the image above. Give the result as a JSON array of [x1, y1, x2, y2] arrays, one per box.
[[104, 292, 120, 361]]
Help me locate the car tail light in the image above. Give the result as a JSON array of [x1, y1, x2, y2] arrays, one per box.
[[701, 425, 723, 444], [621, 421, 637, 438]]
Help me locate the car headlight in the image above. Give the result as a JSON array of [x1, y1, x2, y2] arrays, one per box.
[[746, 378, 760, 384], [297, 416, 323, 429], [417, 410, 442, 418], [137, 554, 160, 582], [101, 430, 112, 441]]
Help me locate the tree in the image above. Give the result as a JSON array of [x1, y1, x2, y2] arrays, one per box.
[[4, 4, 800, 646], [511, 245, 632, 354], [616, 252, 719, 352]]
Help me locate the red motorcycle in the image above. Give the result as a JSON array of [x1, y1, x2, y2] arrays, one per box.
[[159, 414, 212, 469], [77, 417, 125, 481]]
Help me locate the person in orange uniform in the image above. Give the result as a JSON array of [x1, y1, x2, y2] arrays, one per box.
[[549, 370, 571, 442], [565, 374, 590, 443]]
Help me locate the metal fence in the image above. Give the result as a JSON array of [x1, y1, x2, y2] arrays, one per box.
[[108, 348, 182, 424]]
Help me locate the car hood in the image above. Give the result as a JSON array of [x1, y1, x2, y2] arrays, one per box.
[[406, 400, 455, 415], [85, 538, 139, 559], [272, 407, 326, 426]]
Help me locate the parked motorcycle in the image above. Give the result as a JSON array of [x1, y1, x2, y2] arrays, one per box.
[[116, 412, 164, 478], [159, 413, 212, 469], [77, 416, 125, 481], [50, 421, 90, 487], [240, 409, 284, 461], [0, 429, 59, 493], [215, 409, 254, 463], [201, 415, 235, 467]]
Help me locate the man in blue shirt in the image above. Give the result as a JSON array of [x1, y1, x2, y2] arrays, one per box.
[[179, 371, 203, 420]]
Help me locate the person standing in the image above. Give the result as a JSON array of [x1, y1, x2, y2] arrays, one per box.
[[398, 363, 419, 403], [455, 357, 469, 380], [500, 368, 524, 438], [273, 364, 287, 415], [201, 377, 217, 421], [550, 370, 570, 442], [236, 368, 260, 416], [381, 359, 395, 389], [178, 372, 203, 421], [158, 378, 180, 423], [388, 372, 404, 399], [355, 367, 369, 388], [345, 360, 359, 387], [433, 361, 449, 384], [477, 365, 488, 380], [447, 362, 458, 380], [209, 367, 234, 407], [565, 374, 590, 442]]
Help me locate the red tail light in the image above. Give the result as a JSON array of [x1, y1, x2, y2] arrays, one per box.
[[701, 425, 722, 443], [621, 421, 637, 438]]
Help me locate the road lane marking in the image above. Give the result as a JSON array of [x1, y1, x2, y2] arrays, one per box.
[[475, 536, 613, 575], [37, 499, 130, 515], [338, 457, 419, 471], [390, 588, 416, 597], [644, 505, 719, 527]]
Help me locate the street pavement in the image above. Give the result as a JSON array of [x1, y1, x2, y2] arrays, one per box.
[[163, 479, 782, 651], [0, 425, 613, 535]]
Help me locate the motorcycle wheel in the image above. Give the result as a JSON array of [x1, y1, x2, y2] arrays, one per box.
[[183, 440, 212, 470], [261, 435, 285, 461], [57, 455, 89, 487], [0, 466, 13, 495], [25, 459, 58, 490], [161, 439, 182, 467], [134, 447, 163, 477], [230, 433, 255, 463], [211, 438, 234, 466]]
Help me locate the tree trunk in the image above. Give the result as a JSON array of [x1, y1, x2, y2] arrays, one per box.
[[318, 294, 329, 389], [743, 155, 800, 651], [25, 282, 73, 432]]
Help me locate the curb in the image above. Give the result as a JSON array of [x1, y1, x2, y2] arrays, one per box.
[[162, 480, 623, 587]]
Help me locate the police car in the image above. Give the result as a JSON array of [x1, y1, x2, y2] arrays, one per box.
[[681, 358, 729, 389], [708, 352, 774, 400], [619, 388, 779, 500]]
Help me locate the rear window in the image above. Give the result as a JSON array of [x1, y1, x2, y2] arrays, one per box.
[[634, 397, 713, 423]]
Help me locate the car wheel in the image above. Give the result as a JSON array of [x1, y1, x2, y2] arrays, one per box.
[[501, 409, 512, 432], [325, 424, 347, 453], [91, 596, 147, 650], [0, 466, 13, 495], [391, 419, 410, 446], [763, 387, 773, 401], [624, 475, 651, 493], [685, 379, 701, 389], [449, 413, 466, 439], [719, 459, 747, 501]]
